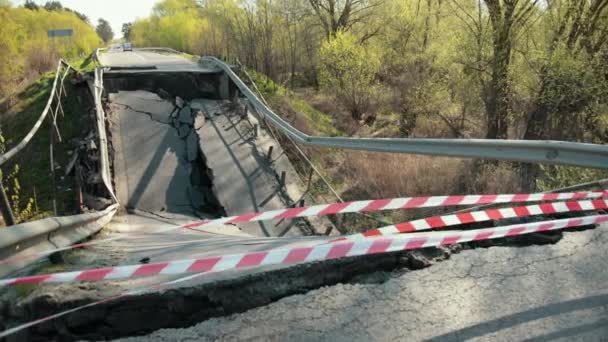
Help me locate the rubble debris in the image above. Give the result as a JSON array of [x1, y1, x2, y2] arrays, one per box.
[[175, 96, 185, 109], [64, 152, 79, 176], [87, 139, 97, 151], [178, 106, 193, 125], [186, 130, 199, 162], [83, 193, 113, 211]]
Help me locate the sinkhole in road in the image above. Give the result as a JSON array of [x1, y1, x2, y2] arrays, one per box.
[[105, 73, 227, 219], [4, 224, 599, 341], [1, 71, 605, 341]]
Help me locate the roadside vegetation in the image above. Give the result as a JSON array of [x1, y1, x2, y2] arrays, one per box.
[[128, 0, 608, 207], [0, 1, 100, 103], [0, 56, 95, 225], [0, 1, 103, 225]]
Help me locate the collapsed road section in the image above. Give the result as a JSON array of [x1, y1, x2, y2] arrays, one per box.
[[108, 90, 224, 218], [1, 54, 607, 342]]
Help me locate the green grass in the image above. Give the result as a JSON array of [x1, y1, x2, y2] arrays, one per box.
[[0, 57, 94, 224], [247, 69, 343, 137], [73, 53, 99, 73]]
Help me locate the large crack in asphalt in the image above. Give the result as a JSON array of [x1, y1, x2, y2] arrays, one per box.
[[1, 82, 606, 341], [112, 93, 225, 218], [2, 219, 603, 341]]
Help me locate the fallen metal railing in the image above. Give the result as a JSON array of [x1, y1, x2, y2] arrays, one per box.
[[93, 68, 118, 203], [200, 56, 608, 169], [0, 60, 75, 166], [0, 204, 118, 277], [0, 58, 119, 276]]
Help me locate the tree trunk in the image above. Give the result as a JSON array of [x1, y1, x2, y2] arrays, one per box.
[[484, 24, 512, 139]]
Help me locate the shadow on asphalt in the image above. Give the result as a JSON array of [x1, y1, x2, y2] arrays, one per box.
[[424, 293, 608, 341]]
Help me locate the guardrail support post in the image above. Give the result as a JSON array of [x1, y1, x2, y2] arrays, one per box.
[[267, 146, 274, 160], [0, 177, 16, 226]]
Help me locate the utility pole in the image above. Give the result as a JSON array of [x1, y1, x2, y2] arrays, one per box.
[[0, 175, 16, 226]]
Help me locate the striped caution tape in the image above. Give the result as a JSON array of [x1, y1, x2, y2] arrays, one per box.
[[1, 214, 606, 288], [339, 198, 608, 240], [2, 190, 607, 267], [180, 190, 608, 230]]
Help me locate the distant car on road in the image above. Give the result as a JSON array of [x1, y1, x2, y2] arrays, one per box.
[[123, 42, 133, 51]]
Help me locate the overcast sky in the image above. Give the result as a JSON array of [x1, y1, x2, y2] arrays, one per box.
[[14, 0, 158, 38]]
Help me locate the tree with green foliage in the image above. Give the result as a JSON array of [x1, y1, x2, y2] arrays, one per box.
[[519, 0, 608, 190], [0, 3, 100, 98], [0, 132, 35, 225], [44, 1, 63, 11], [319, 31, 379, 120], [96, 18, 114, 43], [122, 22, 133, 40], [23, 0, 38, 10]]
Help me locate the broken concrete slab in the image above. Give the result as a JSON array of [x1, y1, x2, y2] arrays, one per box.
[[190, 99, 206, 111], [185, 130, 199, 162], [175, 96, 185, 109], [178, 106, 193, 125], [195, 99, 333, 237], [177, 124, 191, 139], [110, 90, 175, 124], [108, 91, 207, 216]]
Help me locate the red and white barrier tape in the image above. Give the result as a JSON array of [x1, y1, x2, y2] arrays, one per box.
[[180, 190, 608, 230], [339, 198, 608, 241], [2, 214, 606, 288], [2, 191, 606, 267]]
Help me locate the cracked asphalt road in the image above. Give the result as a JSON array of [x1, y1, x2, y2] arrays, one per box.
[[109, 90, 200, 216], [114, 225, 608, 341]]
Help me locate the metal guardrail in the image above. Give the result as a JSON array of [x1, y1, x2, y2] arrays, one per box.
[[0, 55, 119, 277], [0, 60, 75, 166], [93, 68, 118, 203], [93, 47, 106, 63], [200, 56, 608, 169], [0, 204, 118, 277]]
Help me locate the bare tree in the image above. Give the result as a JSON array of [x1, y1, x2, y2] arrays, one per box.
[[308, 0, 383, 39], [483, 0, 539, 139]]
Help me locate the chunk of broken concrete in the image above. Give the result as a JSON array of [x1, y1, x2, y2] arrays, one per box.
[[178, 124, 191, 139], [87, 139, 98, 150], [178, 106, 193, 125], [186, 130, 199, 162], [175, 96, 185, 109]]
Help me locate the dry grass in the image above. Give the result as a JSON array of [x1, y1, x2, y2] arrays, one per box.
[[338, 151, 467, 199], [462, 162, 523, 194]]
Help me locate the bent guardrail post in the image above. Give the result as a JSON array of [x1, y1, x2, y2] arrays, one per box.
[[201, 56, 608, 170], [93, 68, 119, 203], [0, 178, 15, 226]]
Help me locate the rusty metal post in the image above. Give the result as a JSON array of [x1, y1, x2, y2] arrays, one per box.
[[0, 176, 16, 226], [305, 166, 314, 193]]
